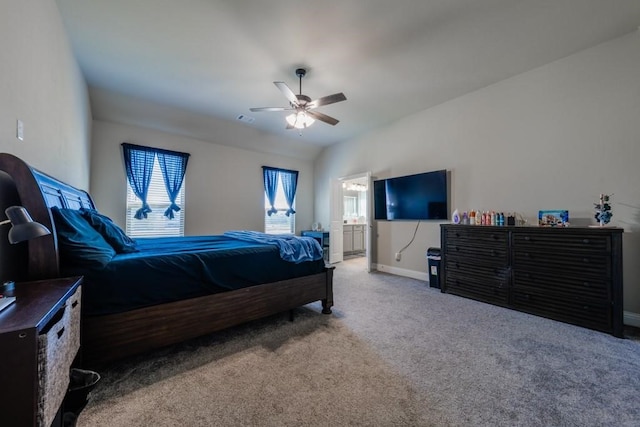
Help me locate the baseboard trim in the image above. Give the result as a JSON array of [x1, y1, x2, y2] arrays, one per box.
[[373, 264, 640, 327], [373, 263, 429, 282], [624, 311, 640, 328]]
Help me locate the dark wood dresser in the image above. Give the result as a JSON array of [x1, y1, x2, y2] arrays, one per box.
[[0, 277, 82, 426], [440, 225, 623, 337]]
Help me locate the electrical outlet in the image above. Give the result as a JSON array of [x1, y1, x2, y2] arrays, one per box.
[[395, 252, 401, 261], [16, 119, 24, 141]]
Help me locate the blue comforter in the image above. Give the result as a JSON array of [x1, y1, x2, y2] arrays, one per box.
[[223, 230, 323, 263], [62, 234, 326, 316]]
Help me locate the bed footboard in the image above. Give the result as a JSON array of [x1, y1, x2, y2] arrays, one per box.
[[82, 267, 334, 366]]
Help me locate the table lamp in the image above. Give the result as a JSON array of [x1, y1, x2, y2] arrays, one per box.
[[0, 206, 51, 310]]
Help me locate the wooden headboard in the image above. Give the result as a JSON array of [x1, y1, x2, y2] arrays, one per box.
[[0, 153, 96, 280]]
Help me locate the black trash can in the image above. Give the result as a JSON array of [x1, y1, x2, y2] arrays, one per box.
[[63, 368, 101, 426], [427, 247, 441, 289]]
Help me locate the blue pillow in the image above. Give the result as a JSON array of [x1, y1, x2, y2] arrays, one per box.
[[80, 208, 138, 253], [51, 207, 116, 268]]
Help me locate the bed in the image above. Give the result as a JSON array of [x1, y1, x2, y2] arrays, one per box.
[[0, 153, 334, 366]]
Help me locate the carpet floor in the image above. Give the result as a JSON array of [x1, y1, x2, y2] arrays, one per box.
[[76, 257, 640, 426]]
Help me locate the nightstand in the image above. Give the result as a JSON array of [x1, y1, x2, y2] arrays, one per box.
[[301, 230, 330, 262], [0, 276, 83, 427]]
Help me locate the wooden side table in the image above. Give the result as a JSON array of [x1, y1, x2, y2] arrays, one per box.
[[0, 276, 83, 427]]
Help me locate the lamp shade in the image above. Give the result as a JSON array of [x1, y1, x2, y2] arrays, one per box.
[[286, 111, 315, 129], [5, 206, 51, 244]]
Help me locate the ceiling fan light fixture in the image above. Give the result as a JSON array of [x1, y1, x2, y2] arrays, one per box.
[[251, 68, 345, 129], [286, 111, 315, 129]]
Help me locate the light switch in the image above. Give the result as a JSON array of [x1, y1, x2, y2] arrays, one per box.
[[16, 119, 24, 141]]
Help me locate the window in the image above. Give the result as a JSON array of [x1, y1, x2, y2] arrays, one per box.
[[122, 143, 189, 237], [264, 180, 295, 234], [126, 158, 184, 237], [126, 156, 185, 237], [263, 166, 298, 235]]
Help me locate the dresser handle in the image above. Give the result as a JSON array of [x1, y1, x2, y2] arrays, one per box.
[[19, 333, 27, 339], [524, 236, 531, 241], [583, 239, 590, 244], [583, 306, 590, 311], [583, 282, 590, 287], [582, 258, 589, 263]]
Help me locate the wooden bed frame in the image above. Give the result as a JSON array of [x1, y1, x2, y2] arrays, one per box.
[[0, 153, 334, 366]]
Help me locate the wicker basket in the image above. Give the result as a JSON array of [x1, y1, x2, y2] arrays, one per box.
[[36, 287, 81, 427]]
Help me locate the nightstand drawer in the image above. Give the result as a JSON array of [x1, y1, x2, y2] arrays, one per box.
[[37, 286, 81, 427]]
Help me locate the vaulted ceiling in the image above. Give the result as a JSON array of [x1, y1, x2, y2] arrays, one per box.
[[56, 0, 640, 159]]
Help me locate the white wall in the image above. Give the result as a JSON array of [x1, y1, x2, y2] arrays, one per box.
[[0, 0, 91, 188], [315, 31, 640, 316], [91, 120, 315, 236]]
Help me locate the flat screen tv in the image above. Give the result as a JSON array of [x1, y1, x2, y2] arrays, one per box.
[[373, 170, 448, 220]]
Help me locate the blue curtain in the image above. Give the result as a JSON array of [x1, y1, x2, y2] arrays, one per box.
[[263, 167, 279, 216], [280, 170, 298, 216], [122, 143, 155, 219], [157, 151, 190, 219]]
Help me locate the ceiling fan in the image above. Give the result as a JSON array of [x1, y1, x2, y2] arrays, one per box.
[[250, 68, 346, 130]]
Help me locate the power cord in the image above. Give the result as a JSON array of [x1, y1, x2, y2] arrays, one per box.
[[395, 220, 421, 261]]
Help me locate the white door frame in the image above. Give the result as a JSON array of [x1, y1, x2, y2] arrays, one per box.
[[329, 178, 343, 264]]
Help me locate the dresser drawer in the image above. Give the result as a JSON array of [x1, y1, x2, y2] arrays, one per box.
[[445, 260, 508, 284], [512, 232, 611, 254], [512, 270, 610, 301], [37, 286, 81, 427], [512, 288, 611, 333], [512, 250, 611, 278], [444, 244, 508, 267], [445, 226, 508, 249], [445, 264, 509, 306]]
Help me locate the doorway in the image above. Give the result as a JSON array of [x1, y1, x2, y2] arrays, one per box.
[[330, 172, 372, 272]]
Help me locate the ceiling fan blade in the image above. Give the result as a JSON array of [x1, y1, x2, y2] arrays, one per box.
[[306, 110, 340, 126], [308, 93, 347, 109], [274, 81, 299, 106], [249, 107, 292, 112]]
